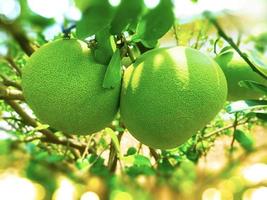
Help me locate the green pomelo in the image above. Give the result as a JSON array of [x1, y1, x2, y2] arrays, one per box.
[[120, 47, 227, 149], [22, 39, 120, 134], [215, 50, 267, 101]]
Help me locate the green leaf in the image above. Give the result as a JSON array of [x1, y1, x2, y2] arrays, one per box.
[[234, 129, 254, 151], [219, 46, 233, 54], [46, 155, 65, 163], [26, 161, 57, 199], [88, 154, 98, 163], [126, 147, 137, 156], [35, 151, 49, 160], [134, 155, 151, 166], [110, 0, 144, 34], [140, 39, 158, 48], [34, 123, 50, 131], [124, 155, 154, 177], [251, 32, 267, 52], [246, 50, 267, 77], [76, 158, 90, 170], [122, 154, 151, 167], [133, 0, 174, 42], [102, 49, 122, 89], [255, 112, 267, 121], [89, 156, 110, 177], [76, 0, 114, 39], [126, 165, 155, 177], [186, 149, 200, 162], [158, 157, 174, 175], [93, 27, 116, 65], [122, 155, 135, 166], [226, 100, 267, 113], [104, 128, 122, 159], [239, 80, 267, 94]]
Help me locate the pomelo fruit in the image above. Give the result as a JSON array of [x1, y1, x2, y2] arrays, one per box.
[[120, 47, 227, 149], [215, 50, 267, 101], [22, 38, 120, 134]]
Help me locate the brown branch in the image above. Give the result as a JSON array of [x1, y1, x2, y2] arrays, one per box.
[[0, 83, 24, 100], [41, 137, 91, 154], [107, 132, 123, 172], [149, 147, 160, 161], [3, 100, 95, 155], [0, 74, 22, 90], [0, 19, 34, 56], [5, 57, 22, 77], [204, 11, 267, 79], [4, 100, 38, 127]]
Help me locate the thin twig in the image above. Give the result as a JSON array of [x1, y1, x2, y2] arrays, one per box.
[[229, 113, 239, 159], [107, 132, 123, 172], [137, 143, 143, 154], [230, 113, 239, 148], [236, 31, 242, 47], [0, 74, 22, 90], [203, 118, 250, 139], [5, 57, 22, 77], [173, 24, 179, 46], [3, 99, 90, 154], [81, 135, 93, 160], [204, 11, 267, 79], [213, 38, 220, 55], [149, 147, 160, 162]]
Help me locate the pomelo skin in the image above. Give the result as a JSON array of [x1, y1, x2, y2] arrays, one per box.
[[215, 50, 267, 101], [22, 38, 121, 134], [120, 47, 227, 149]]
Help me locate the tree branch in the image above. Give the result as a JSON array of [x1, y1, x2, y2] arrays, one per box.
[[4, 56, 22, 77], [204, 11, 267, 79], [203, 118, 250, 139], [0, 83, 24, 100], [0, 74, 22, 90], [3, 100, 95, 155], [149, 147, 160, 162], [0, 19, 34, 56], [107, 131, 123, 172]]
